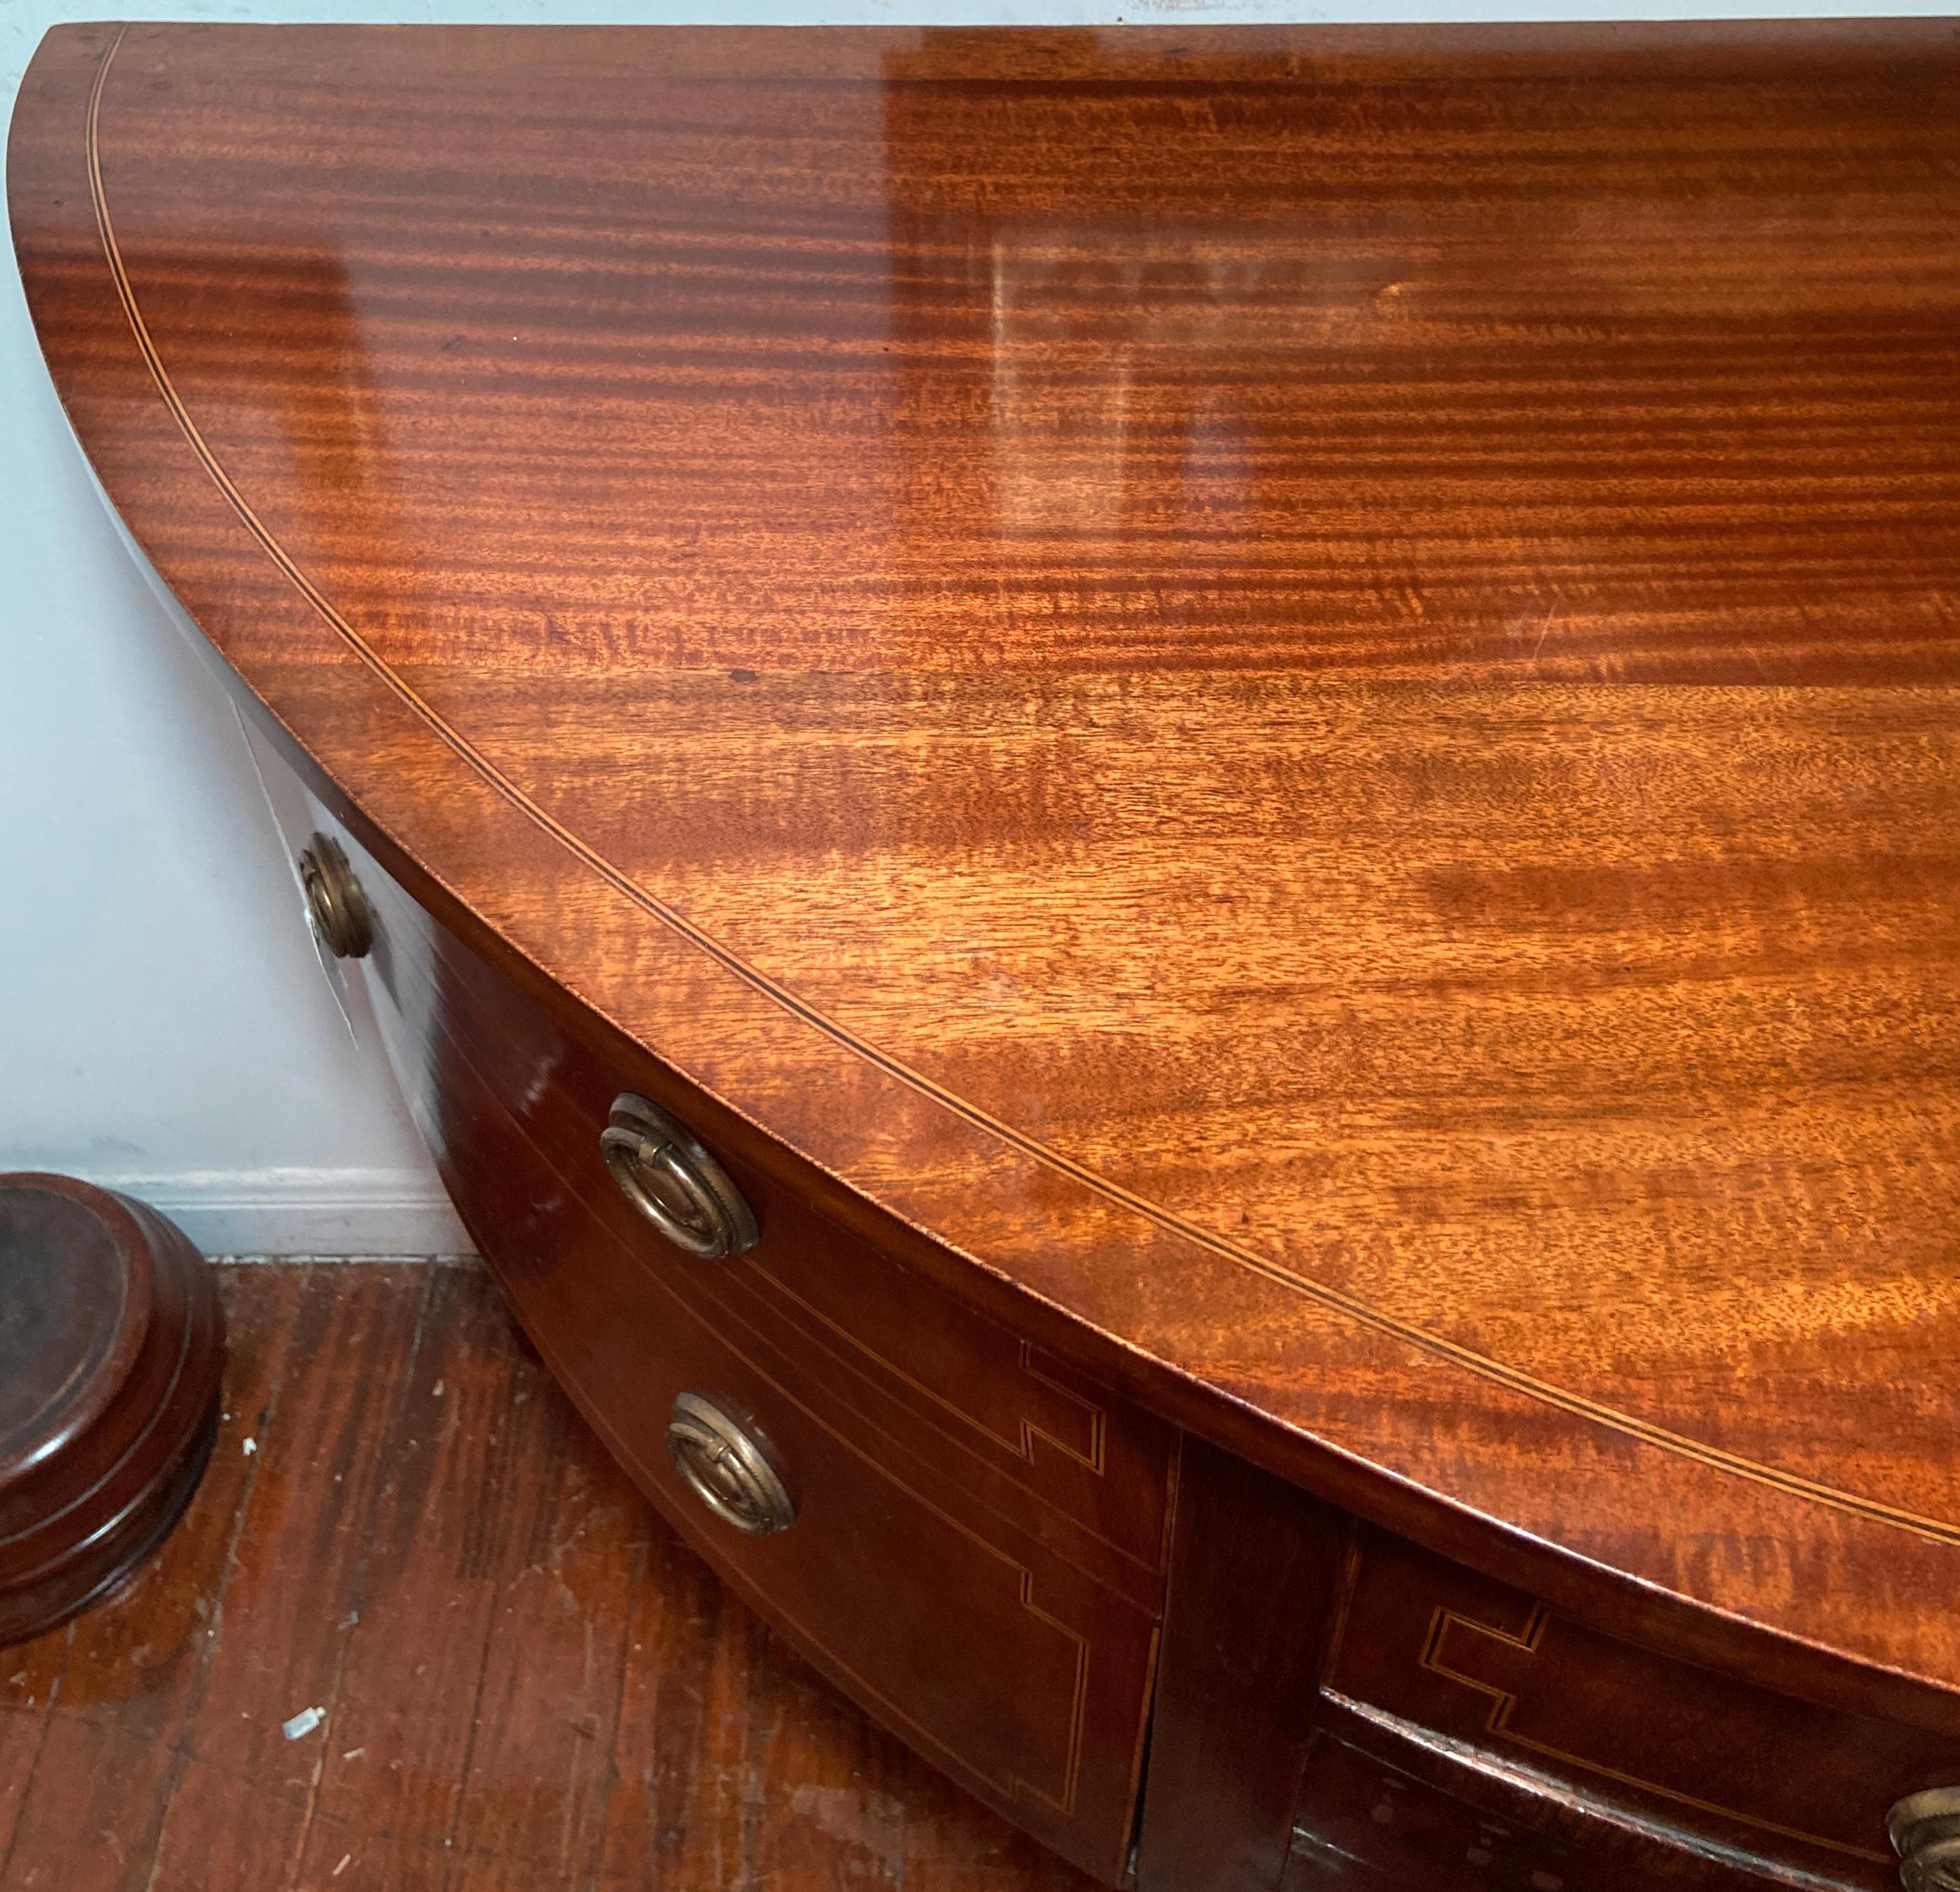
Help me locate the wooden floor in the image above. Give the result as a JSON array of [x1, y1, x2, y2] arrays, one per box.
[[0, 1263, 1098, 1892]]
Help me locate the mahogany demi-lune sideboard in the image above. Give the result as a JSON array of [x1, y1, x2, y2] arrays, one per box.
[[12, 20, 1960, 1889]]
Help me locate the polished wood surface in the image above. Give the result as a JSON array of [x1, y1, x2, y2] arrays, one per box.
[[11, 11, 1960, 1771], [1152, 1453, 1960, 1892], [0, 1174, 224, 1648], [327, 814, 1165, 1878], [1326, 1524, 1960, 1886], [0, 1262, 1098, 1892], [357, 827, 1179, 1595]]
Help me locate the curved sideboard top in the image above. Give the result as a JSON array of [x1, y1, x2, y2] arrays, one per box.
[[11, 18, 1960, 1730]]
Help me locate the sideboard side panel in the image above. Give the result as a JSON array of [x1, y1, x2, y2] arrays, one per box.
[[1134, 1435, 1355, 1892]]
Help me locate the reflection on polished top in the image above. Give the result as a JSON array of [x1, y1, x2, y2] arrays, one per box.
[[11, 20, 1960, 1702]]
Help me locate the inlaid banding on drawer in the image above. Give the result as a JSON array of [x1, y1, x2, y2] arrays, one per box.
[[354, 862, 1175, 1585], [1325, 1528, 1960, 1884], [370, 950, 1159, 1879], [432, 980, 1161, 1604]]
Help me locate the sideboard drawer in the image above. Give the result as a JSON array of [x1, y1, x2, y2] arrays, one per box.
[[1286, 1728, 1610, 1892], [1325, 1527, 1960, 1886], [394, 991, 1158, 1880], [316, 821, 1163, 1880], [349, 846, 1173, 1599]]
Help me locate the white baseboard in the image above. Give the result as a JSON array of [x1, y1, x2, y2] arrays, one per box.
[[75, 1167, 476, 1259]]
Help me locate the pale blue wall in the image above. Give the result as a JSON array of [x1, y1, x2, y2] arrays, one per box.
[[0, 0, 1938, 1251]]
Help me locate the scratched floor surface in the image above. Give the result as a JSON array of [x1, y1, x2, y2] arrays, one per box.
[[0, 1262, 1097, 1892]]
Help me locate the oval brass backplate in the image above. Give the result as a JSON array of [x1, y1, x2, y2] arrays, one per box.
[[298, 834, 373, 960], [666, 1392, 796, 1536], [1891, 1789, 1960, 1892], [600, 1093, 758, 1260]]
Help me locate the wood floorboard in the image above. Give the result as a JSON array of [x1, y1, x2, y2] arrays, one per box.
[[0, 1263, 1100, 1892], [440, 1340, 644, 1892], [1, 1263, 307, 1892], [0, 1624, 69, 1877], [592, 1528, 764, 1892], [143, 1264, 434, 1892]]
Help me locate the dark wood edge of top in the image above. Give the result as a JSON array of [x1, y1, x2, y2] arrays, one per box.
[[196, 597, 1960, 1749], [12, 15, 1960, 1743]]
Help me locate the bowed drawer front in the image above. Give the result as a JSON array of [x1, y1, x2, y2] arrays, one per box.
[[1314, 1528, 1960, 1889], [292, 811, 1168, 1883]]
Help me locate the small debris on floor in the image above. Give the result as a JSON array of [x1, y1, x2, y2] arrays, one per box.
[[281, 1705, 325, 1741], [241, 1438, 257, 1457]]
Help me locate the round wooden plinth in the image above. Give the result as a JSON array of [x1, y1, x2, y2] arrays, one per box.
[[0, 1173, 226, 1647]]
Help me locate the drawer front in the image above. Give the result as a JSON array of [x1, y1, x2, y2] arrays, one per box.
[[320, 825, 1160, 1880], [354, 840, 1173, 1602], [1285, 1712, 1825, 1892], [1326, 1527, 1960, 1887], [1286, 1729, 1612, 1892]]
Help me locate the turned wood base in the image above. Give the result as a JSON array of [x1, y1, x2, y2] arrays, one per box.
[[0, 1175, 226, 1648]]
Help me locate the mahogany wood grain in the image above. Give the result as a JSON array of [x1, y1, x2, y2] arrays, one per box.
[[1326, 1526, 1960, 1886], [1149, 1450, 1959, 1890], [346, 834, 1177, 1602], [10, 14, 1960, 1876], [0, 1264, 1103, 1892], [346, 853, 1160, 1879]]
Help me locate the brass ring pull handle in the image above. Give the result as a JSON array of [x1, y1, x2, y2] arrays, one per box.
[[666, 1392, 796, 1536], [600, 1093, 758, 1260], [298, 834, 373, 959], [1892, 1790, 1960, 1892]]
